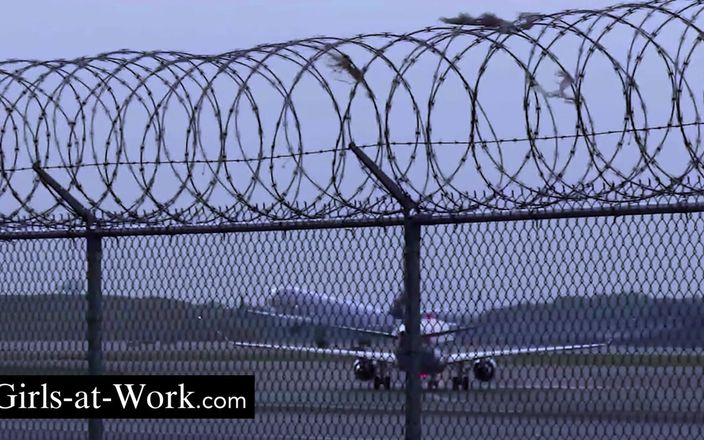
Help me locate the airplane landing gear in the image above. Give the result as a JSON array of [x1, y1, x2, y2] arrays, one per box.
[[427, 375, 440, 390], [373, 375, 391, 390], [451, 376, 469, 391], [451, 363, 470, 390], [373, 364, 391, 390]]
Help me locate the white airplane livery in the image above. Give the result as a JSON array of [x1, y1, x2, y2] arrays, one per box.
[[234, 287, 610, 390], [251, 287, 468, 345]]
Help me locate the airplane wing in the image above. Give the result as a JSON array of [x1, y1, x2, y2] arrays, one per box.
[[444, 341, 610, 365], [243, 308, 397, 339], [232, 341, 397, 364], [425, 324, 478, 339], [243, 308, 312, 323]]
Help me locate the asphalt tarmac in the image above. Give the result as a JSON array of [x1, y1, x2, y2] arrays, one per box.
[[0, 352, 702, 439]]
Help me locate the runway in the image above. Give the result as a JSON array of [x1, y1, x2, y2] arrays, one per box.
[[0, 350, 702, 439], [0, 407, 701, 439]]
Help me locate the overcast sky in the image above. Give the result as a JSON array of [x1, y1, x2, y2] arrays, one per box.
[[1, 1, 701, 308], [1, 0, 700, 222], [1, 0, 623, 59]]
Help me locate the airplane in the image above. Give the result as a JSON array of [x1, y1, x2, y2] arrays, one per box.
[[244, 287, 474, 347], [232, 322, 610, 390], [230, 287, 611, 390]]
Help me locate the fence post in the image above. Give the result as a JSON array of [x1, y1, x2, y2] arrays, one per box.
[[86, 230, 104, 440], [347, 144, 422, 440], [32, 163, 103, 440], [403, 218, 422, 440]]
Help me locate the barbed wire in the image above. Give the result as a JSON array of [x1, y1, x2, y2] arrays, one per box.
[[1, 0, 704, 229], [2, 121, 701, 173]]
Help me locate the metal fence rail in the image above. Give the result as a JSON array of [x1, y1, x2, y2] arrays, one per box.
[[1, 1, 704, 439]]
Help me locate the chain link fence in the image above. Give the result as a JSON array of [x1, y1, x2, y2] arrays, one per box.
[[1, 211, 703, 439], [2, 0, 704, 438]]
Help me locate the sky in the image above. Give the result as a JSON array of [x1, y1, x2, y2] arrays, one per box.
[[3, 0, 700, 222], [0, 0, 624, 60], [1, 1, 702, 310]]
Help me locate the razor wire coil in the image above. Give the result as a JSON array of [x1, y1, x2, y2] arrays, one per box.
[[1, 0, 704, 229]]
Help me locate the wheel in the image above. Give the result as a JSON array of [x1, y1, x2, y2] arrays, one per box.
[[462, 376, 470, 391]]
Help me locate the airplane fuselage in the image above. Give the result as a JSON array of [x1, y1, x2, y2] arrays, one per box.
[[269, 287, 457, 344], [393, 345, 446, 376]]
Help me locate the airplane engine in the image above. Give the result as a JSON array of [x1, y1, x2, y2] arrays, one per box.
[[353, 358, 376, 381], [473, 358, 497, 382]]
